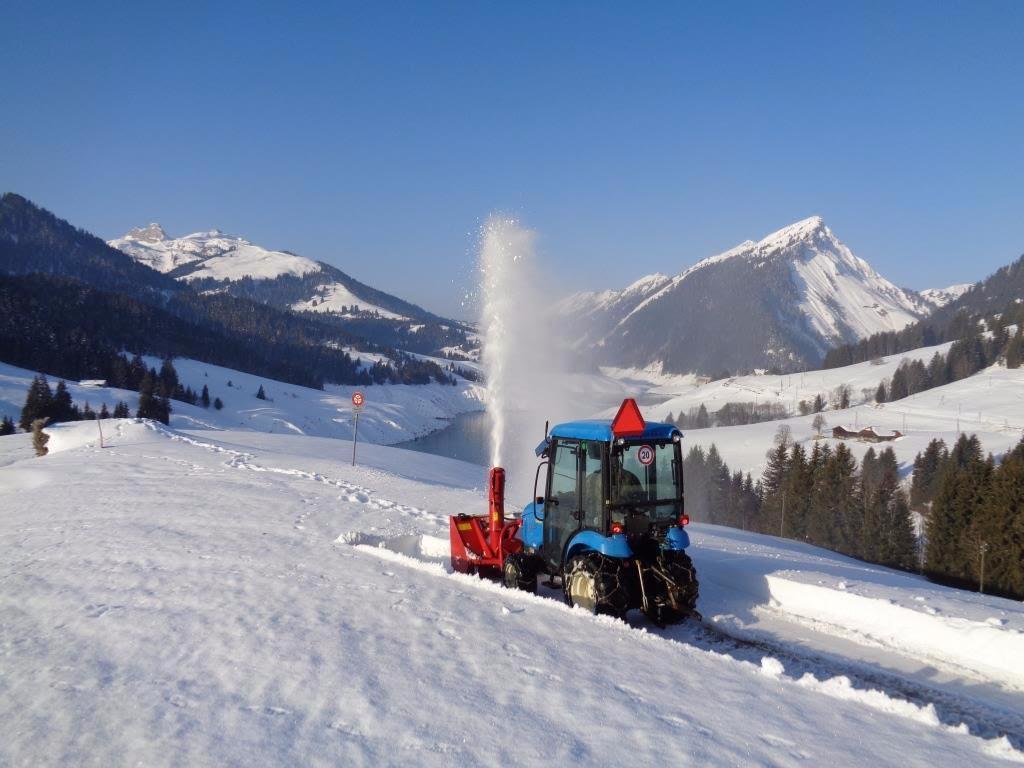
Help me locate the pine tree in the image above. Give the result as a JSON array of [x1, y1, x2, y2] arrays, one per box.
[[137, 372, 162, 422], [867, 448, 917, 570], [781, 443, 811, 539], [759, 437, 791, 535], [859, 448, 881, 561], [889, 365, 909, 401], [127, 354, 147, 390], [874, 381, 887, 404], [0, 415, 15, 435], [927, 352, 947, 387], [696, 403, 710, 429], [158, 359, 179, 398], [51, 381, 77, 423], [82, 402, 94, 419], [20, 375, 53, 430], [214, 397, 224, 410], [971, 442, 1024, 598], [1006, 330, 1023, 370], [113, 401, 130, 419], [812, 393, 826, 413], [99, 403, 110, 419], [201, 385, 211, 408], [256, 384, 267, 400], [926, 434, 991, 586]]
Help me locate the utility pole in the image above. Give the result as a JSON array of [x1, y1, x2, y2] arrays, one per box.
[[979, 542, 989, 594]]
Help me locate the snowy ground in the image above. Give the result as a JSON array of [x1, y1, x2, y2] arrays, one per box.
[[1, 421, 1022, 765], [604, 352, 1024, 480], [0, 358, 485, 446]]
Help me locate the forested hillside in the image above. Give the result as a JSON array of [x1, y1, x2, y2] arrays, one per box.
[[0, 195, 456, 388]]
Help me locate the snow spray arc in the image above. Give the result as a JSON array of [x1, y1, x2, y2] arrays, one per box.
[[479, 217, 538, 468]]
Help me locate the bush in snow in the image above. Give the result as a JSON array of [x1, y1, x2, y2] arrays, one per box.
[[31, 419, 49, 456]]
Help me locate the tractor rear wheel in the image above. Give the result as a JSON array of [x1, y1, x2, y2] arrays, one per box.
[[564, 553, 628, 616], [502, 552, 537, 593], [651, 550, 699, 625]]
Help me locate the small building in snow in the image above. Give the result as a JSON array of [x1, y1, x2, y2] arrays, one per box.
[[832, 425, 902, 443]]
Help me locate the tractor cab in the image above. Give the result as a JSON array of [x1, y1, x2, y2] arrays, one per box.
[[521, 410, 688, 573]]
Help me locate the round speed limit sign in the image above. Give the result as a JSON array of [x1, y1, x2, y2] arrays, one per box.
[[351, 391, 365, 408], [637, 444, 655, 466]]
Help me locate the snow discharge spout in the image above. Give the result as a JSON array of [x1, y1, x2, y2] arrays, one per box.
[[479, 216, 539, 469]]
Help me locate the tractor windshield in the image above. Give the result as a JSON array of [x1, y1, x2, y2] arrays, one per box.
[[610, 440, 681, 521]]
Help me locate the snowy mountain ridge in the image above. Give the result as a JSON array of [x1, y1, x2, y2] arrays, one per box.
[[109, 225, 450, 326], [920, 282, 974, 309], [559, 216, 939, 374], [109, 226, 322, 283]]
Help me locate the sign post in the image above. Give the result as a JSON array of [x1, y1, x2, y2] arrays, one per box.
[[351, 391, 364, 466]]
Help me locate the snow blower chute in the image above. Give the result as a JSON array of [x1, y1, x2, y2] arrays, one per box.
[[448, 399, 699, 624]]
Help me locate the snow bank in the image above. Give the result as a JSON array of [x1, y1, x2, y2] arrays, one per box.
[[692, 524, 1024, 692]]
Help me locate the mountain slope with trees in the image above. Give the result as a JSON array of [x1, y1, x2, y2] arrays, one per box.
[[0, 194, 457, 388]]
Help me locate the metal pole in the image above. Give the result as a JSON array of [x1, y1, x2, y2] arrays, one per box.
[[979, 542, 988, 594], [96, 415, 104, 448], [351, 411, 360, 466]]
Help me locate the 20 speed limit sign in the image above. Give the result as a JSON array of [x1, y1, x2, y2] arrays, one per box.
[[637, 445, 655, 466]]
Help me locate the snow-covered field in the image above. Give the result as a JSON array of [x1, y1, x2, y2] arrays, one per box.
[[1, 421, 1022, 765], [604, 351, 1024, 480], [0, 358, 485, 446]]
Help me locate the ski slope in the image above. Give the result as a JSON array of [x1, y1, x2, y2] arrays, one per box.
[[1, 421, 1021, 765]]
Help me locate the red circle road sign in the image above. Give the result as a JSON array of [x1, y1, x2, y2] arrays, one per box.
[[637, 445, 655, 466], [352, 391, 365, 407]]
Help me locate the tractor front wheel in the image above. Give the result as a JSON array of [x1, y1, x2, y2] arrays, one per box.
[[502, 552, 537, 593]]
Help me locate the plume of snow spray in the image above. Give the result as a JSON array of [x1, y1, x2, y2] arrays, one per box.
[[478, 214, 618, 500], [479, 216, 539, 468]]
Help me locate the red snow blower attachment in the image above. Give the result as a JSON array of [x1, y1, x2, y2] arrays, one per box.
[[449, 466, 523, 575]]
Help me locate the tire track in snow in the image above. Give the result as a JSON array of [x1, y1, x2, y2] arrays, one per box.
[[347, 535, 1024, 758], [146, 423, 444, 525]]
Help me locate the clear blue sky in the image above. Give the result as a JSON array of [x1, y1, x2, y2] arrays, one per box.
[[3, 1, 1022, 317]]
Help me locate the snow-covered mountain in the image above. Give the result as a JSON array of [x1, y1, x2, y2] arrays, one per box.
[[920, 283, 974, 309], [560, 216, 935, 374], [110, 225, 436, 322]]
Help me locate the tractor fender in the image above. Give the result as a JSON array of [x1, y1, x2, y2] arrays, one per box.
[[519, 502, 544, 549], [565, 530, 633, 562], [664, 525, 690, 551]]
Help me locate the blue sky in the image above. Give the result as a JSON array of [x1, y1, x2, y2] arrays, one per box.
[[3, 1, 1022, 317]]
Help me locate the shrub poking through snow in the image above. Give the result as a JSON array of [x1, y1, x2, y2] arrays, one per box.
[[31, 418, 49, 456]]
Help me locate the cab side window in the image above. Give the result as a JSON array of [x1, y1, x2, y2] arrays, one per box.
[[549, 440, 579, 512], [580, 441, 603, 529]]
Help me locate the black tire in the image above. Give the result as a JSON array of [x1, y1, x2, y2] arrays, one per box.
[[651, 550, 699, 624], [563, 553, 629, 616], [502, 552, 537, 593]]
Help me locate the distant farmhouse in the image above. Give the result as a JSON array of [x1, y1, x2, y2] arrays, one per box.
[[832, 425, 902, 443]]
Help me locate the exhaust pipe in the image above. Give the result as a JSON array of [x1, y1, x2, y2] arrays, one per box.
[[488, 466, 505, 551]]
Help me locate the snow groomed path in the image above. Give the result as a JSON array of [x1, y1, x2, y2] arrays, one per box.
[[1, 420, 1022, 766]]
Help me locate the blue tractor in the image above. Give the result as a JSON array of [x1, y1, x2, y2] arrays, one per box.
[[450, 399, 699, 624]]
